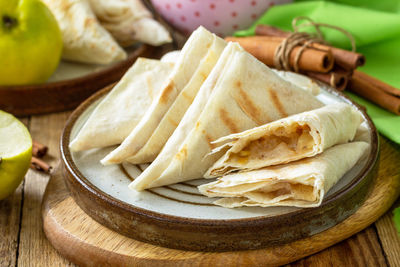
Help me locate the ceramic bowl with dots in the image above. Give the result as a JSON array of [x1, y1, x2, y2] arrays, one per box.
[[151, 0, 292, 36]]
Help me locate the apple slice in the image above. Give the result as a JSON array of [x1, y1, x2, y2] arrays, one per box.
[[0, 110, 32, 200]]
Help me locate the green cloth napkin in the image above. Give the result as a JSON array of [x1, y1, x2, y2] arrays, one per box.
[[235, 0, 400, 144]]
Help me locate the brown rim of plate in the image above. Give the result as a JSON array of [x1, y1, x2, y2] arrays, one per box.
[[61, 82, 379, 227], [0, 44, 156, 116]]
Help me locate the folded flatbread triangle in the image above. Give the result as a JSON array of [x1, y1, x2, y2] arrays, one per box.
[[130, 47, 324, 191], [88, 0, 171, 46], [205, 103, 363, 178], [69, 58, 173, 151], [199, 141, 370, 208], [102, 27, 224, 165], [125, 37, 227, 164], [42, 0, 126, 64], [128, 42, 244, 189]]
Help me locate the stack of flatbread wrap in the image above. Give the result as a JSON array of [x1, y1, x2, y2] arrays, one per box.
[[70, 26, 369, 209], [41, 0, 171, 64], [200, 103, 369, 208]]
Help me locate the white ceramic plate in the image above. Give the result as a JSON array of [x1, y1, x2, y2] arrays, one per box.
[[69, 73, 373, 220]]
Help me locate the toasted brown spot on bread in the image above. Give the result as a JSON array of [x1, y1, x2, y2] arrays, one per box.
[[181, 91, 194, 103], [200, 72, 208, 81], [84, 17, 95, 27], [202, 129, 216, 149], [160, 80, 175, 104], [167, 116, 179, 127], [235, 80, 242, 88], [235, 88, 266, 125], [205, 134, 217, 149], [219, 108, 239, 133], [175, 144, 188, 161], [61, 0, 74, 13], [268, 89, 288, 117]]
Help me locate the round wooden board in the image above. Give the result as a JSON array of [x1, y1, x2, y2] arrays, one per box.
[[60, 79, 380, 252], [0, 44, 165, 116], [42, 137, 400, 266]]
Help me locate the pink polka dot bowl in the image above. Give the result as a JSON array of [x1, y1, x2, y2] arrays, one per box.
[[151, 0, 292, 37]]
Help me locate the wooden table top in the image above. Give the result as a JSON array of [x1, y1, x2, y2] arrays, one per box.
[[1, 111, 400, 267]]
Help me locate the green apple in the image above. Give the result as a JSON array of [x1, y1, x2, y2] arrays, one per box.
[[0, 0, 63, 85], [0, 110, 32, 200]]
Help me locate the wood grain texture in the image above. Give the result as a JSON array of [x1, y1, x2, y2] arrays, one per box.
[[42, 136, 400, 267], [374, 138, 400, 267], [18, 112, 74, 267], [288, 227, 388, 267], [0, 183, 23, 267]]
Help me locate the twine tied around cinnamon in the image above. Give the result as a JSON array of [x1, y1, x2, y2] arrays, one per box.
[[273, 17, 357, 86]]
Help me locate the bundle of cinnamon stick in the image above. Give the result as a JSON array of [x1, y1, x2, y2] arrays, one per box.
[[225, 25, 400, 115]]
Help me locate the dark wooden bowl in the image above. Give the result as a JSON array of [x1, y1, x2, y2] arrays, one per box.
[[0, 44, 157, 116], [60, 84, 379, 252]]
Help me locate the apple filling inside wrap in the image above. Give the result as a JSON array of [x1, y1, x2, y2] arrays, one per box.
[[201, 166, 321, 208], [199, 142, 369, 208], [207, 123, 318, 178], [205, 103, 362, 179], [231, 124, 314, 167], [211, 178, 317, 205]]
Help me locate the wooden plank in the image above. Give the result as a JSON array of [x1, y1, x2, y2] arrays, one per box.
[[0, 183, 24, 267], [0, 117, 29, 267], [17, 112, 74, 267], [374, 138, 400, 267], [376, 202, 400, 267], [288, 227, 388, 266]]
